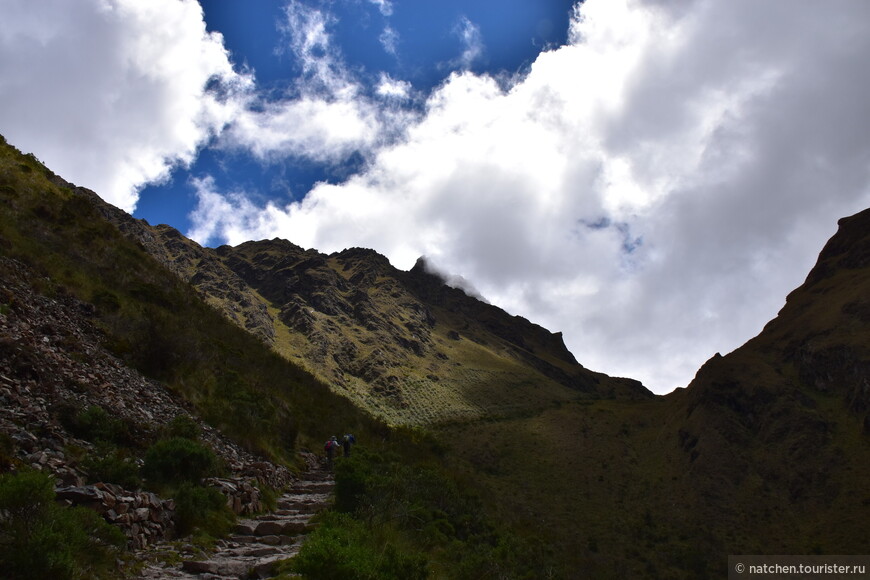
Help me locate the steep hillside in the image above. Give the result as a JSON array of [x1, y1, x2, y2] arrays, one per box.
[[83, 188, 650, 424], [0, 134, 555, 578], [440, 210, 870, 577], [669, 207, 870, 554], [0, 134, 382, 462], [213, 241, 650, 424]]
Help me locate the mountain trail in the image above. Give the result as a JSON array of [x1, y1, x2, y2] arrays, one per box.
[[135, 466, 334, 579]]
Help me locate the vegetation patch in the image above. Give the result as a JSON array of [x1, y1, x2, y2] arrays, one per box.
[[0, 470, 126, 580]]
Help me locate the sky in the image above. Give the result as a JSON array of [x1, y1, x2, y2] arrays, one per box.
[[2, 0, 870, 394]]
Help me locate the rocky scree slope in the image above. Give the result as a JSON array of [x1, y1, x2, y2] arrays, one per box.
[[0, 255, 298, 548]]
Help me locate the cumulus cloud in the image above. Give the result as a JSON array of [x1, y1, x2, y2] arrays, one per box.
[[220, 0, 386, 162], [189, 0, 870, 393], [0, 0, 249, 212]]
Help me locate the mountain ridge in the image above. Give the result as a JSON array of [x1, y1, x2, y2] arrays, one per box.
[[76, 183, 652, 424]]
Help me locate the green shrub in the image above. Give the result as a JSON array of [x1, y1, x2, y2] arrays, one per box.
[[334, 450, 378, 514], [288, 512, 427, 580], [165, 415, 200, 440], [258, 483, 279, 513], [57, 404, 134, 447], [83, 445, 141, 489], [327, 442, 564, 578], [173, 483, 235, 537], [142, 437, 218, 486], [90, 290, 120, 314], [0, 470, 125, 579]]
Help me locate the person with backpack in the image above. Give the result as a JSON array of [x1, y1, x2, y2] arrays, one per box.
[[342, 433, 356, 457], [325, 435, 338, 467]]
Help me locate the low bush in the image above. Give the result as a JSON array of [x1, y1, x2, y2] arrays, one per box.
[[165, 415, 200, 441], [326, 445, 563, 579], [0, 470, 125, 579], [0, 432, 15, 471], [286, 512, 427, 580], [173, 483, 235, 538], [83, 444, 141, 489], [142, 437, 219, 487], [56, 404, 135, 447]]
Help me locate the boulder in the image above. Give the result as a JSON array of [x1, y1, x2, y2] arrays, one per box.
[[254, 521, 284, 536]]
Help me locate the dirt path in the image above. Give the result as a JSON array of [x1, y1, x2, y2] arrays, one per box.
[[136, 467, 334, 579]]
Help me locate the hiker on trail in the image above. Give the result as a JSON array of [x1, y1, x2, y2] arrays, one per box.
[[342, 433, 356, 457], [325, 435, 338, 467]]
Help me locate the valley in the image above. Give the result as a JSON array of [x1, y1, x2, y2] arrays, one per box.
[[0, 133, 868, 578]]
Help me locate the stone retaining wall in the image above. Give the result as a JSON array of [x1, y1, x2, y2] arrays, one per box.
[[55, 475, 279, 549]]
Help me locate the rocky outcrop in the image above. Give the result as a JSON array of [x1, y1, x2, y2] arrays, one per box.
[[53, 475, 283, 551], [52, 178, 277, 346]]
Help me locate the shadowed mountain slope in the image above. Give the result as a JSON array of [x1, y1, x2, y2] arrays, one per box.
[[667, 207, 870, 553], [439, 209, 870, 577]]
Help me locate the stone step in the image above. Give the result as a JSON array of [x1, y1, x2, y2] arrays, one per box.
[[251, 514, 311, 526], [135, 470, 333, 578], [292, 480, 334, 490], [277, 495, 331, 510]]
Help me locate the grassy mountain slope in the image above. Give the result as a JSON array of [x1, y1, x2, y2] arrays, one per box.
[[215, 241, 651, 424], [89, 197, 650, 425], [439, 210, 870, 577]]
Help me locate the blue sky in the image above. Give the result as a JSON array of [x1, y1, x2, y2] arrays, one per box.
[[135, 0, 576, 234], [2, 0, 870, 393]]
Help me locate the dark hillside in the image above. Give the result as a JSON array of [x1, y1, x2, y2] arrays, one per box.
[[0, 135, 382, 463], [670, 208, 870, 555], [440, 209, 870, 577]]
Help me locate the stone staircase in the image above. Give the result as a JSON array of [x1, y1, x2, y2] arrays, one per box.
[[136, 468, 334, 579]]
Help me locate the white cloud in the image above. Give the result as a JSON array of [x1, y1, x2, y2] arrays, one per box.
[[368, 0, 394, 17], [376, 73, 411, 100], [225, 96, 379, 163], [220, 0, 385, 162], [0, 0, 249, 212], [187, 176, 285, 245], [452, 16, 485, 70], [275, 1, 345, 95], [191, 0, 870, 393], [379, 25, 400, 56]]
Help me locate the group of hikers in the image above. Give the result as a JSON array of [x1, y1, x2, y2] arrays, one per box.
[[324, 433, 355, 466]]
